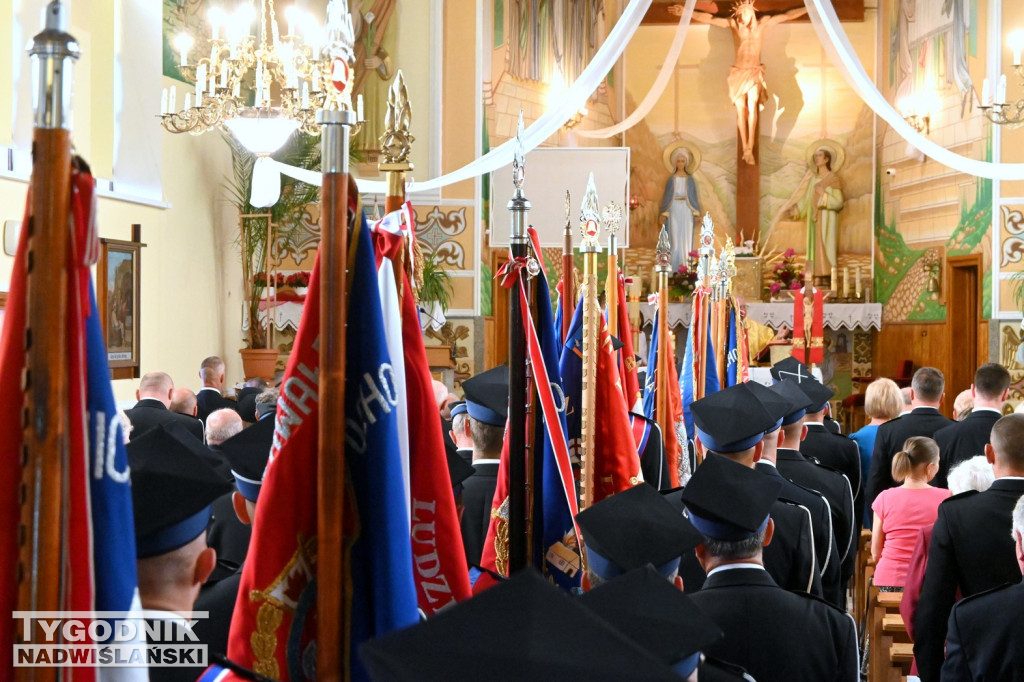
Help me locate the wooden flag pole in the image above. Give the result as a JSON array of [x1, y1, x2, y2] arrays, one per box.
[[16, 6, 78, 680], [562, 191, 574, 342], [578, 174, 602, 511], [507, 113, 530, 572], [316, 103, 356, 681], [654, 227, 672, 464]]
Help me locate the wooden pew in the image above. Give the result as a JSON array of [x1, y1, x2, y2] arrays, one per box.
[[868, 588, 908, 682]]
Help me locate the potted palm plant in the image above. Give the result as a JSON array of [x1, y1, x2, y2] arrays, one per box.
[[225, 132, 321, 379]]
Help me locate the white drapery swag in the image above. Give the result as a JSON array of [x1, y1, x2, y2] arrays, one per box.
[[576, 0, 695, 139], [251, 0, 1024, 207], [803, 0, 1024, 180]]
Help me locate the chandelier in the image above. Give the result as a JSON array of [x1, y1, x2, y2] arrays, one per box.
[[979, 31, 1024, 128], [160, 0, 363, 156]]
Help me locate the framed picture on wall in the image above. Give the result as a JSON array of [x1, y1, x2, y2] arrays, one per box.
[[98, 238, 141, 380]]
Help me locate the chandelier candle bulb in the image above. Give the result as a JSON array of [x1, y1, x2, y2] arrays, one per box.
[[184, 92, 192, 110], [160, 88, 168, 115], [169, 86, 176, 112], [357, 94, 364, 121], [232, 81, 240, 98], [220, 67, 227, 88], [1010, 30, 1024, 66], [982, 78, 991, 106], [196, 63, 207, 90], [312, 69, 320, 92], [998, 75, 1007, 104], [195, 81, 203, 108], [302, 82, 310, 109], [208, 6, 223, 40], [209, 74, 216, 95]]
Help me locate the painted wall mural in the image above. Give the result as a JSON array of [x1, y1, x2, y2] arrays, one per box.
[[875, 0, 990, 324]]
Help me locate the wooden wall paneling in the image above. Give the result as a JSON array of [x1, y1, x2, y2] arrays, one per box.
[[875, 322, 950, 401]]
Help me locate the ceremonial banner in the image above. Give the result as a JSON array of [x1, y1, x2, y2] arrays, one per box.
[[561, 296, 643, 501], [227, 214, 418, 681], [616, 274, 641, 411], [641, 308, 659, 420], [372, 205, 472, 614], [0, 163, 144, 681]]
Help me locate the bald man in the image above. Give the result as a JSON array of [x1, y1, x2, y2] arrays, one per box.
[[124, 372, 203, 441], [205, 409, 243, 447], [170, 387, 199, 417]]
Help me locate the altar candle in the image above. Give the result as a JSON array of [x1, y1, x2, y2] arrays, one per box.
[[843, 266, 850, 298], [830, 266, 838, 290], [855, 265, 862, 297], [357, 94, 364, 121], [160, 88, 168, 115], [982, 78, 991, 106]]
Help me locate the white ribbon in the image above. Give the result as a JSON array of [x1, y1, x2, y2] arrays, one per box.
[[254, 0, 653, 203], [576, 0, 695, 139], [804, 0, 1024, 180]]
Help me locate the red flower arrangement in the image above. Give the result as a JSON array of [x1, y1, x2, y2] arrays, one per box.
[[768, 248, 805, 295], [285, 271, 311, 288]]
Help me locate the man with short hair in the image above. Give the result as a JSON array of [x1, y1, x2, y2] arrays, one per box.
[[169, 387, 198, 418], [196, 356, 236, 422], [253, 387, 279, 422], [682, 454, 859, 682], [867, 366, 954, 509], [750, 380, 844, 607], [940, 493, 1024, 681], [932, 363, 1010, 488], [459, 366, 508, 566], [688, 383, 822, 598], [124, 371, 203, 441], [771, 379, 856, 597], [205, 408, 243, 447], [448, 401, 474, 465], [913, 414, 1024, 681]]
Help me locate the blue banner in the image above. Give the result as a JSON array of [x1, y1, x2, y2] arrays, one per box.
[[346, 216, 420, 681]]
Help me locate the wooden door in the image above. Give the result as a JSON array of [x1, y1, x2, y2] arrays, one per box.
[[946, 254, 982, 416]]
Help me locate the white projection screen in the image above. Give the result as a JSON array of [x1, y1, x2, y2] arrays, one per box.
[[488, 147, 630, 248]]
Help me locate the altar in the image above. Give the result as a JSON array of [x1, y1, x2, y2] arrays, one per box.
[[636, 301, 883, 398], [638, 301, 883, 332]]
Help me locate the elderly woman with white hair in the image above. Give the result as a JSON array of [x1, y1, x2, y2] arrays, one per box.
[[899, 455, 996, 657]]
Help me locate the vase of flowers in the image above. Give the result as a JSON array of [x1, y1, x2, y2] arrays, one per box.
[[766, 248, 805, 300], [668, 251, 699, 301], [286, 271, 311, 296]]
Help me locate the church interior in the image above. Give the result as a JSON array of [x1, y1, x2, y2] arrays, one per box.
[[7, 2, 1024, 681], [0, 0, 1021, 419]]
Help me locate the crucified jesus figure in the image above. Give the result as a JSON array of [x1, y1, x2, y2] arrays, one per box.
[[672, 1, 807, 164]]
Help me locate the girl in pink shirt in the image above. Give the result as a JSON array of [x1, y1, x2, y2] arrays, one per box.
[[871, 436, 951, 588]]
